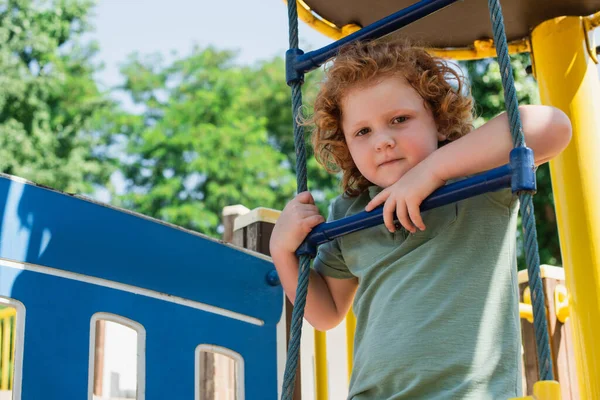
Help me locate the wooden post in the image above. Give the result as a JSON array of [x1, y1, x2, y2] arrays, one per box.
[[222, 205, 250, 244], [519, 265, 579, 399], [231, 207, 302, 400]]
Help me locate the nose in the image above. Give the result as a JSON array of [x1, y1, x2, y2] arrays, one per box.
[[374, 130, 396, 151]]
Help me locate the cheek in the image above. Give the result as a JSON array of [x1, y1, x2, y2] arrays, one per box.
[[404, 132, 438, 159], [347, 142, 372, 172], [347, 141, 362, 159]]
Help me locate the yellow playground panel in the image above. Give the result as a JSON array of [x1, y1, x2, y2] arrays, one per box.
[[270, 0, 600, 399], [0, 306, 16, 393]]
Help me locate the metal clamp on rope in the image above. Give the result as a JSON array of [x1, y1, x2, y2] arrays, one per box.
[[285, 48, 305, 86], [296, 241, 318, 258], [510, 147, 536, 194]]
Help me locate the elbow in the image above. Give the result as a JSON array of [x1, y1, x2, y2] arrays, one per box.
[[307, 313, 345, 332], [522, 105, 572, 163], [549, 107, 572, 154]]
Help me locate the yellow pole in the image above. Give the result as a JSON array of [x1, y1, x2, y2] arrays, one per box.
[[314, 330, 328, 399], [1, 316, 11, 390], [531, 16, 600, 398], [345, 309, 356, 381]]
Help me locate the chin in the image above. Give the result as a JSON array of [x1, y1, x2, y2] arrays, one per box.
[[373, 166, 408, 187], [376, 176, 402, 188]]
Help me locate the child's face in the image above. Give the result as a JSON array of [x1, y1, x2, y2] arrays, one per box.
[[341, 76, 445, 188]]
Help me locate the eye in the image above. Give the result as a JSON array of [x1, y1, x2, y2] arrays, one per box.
[[392, 116, 409, 124], [355, 127, 371, 137]]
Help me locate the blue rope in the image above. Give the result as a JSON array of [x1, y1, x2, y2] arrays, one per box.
[[281, 1, 310, 399], [488, 0, 554, 381]]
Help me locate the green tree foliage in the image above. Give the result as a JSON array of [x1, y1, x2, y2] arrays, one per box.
[[109, 48, 316, 236], [242, 57, 339, 210], [463, 54, 562, 267], [0, 0, 113, 193]]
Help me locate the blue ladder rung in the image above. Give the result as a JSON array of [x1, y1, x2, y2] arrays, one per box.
[[296, 147, 536, 257]]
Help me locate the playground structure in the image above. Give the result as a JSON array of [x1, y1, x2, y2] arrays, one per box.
[[0, 0, 600, 399]]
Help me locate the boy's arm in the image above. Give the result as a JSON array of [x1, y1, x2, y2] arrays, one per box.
[[270, 191, 358, 331], [270, 248, 358, 331], [428, 105, 572, 182], [366, 105, 572, 233]]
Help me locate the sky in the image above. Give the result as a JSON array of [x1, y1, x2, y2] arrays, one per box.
[[90, 0, 332, 89]]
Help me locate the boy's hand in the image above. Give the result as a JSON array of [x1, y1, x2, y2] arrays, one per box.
[[270, 191, 326, 256], [365, 162, 445, 234]]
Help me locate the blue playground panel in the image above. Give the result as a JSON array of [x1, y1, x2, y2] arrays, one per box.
[[0, 174, 283, 399]]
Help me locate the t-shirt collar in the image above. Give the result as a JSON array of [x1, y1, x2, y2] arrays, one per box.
[[368, 185, 383, 200]]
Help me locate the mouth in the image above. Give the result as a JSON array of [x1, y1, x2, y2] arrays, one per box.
[[378, 158, 402, 167]]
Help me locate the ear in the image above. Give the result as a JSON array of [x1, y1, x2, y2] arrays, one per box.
[[437, 132, 447, 141]]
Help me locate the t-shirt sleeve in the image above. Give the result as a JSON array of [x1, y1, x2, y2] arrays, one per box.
[[312, 201, 355, 279]]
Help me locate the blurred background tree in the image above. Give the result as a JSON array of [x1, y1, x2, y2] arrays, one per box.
[[0, 0, 114, 193]]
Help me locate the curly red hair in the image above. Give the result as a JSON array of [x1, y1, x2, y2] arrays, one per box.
[[308, 39, 474, 196]]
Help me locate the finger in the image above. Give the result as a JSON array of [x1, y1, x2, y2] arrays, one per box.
[[396, 200, 415, 233], [302, 214, 326, 233], [295, 204, 321, 218], [297, 203, 320, 212], [308, 214, 326, 227], [296, 191, 315, 205], [407, 201, 425, 231], [365, 191, 389, 212], [383, 198, 396, 232]]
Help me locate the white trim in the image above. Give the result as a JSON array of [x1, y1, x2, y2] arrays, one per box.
[[195, 344, 245, 400], [0, 296, 25, 400], [88, 313, 146, 400], [233, 207, 281, 231], [222, 205, 250, 217], [0, 258, 263, 326]]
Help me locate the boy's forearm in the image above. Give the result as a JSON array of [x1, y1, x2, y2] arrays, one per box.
[[270, 248, 344, 330], [427, 105, 571, 182]]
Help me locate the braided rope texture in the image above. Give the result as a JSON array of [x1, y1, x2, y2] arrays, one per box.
[[488, 0, 554, 381], [281, 1, 311, 399]]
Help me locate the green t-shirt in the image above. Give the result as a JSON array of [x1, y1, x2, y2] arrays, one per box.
[[313, 185, 522, 399]]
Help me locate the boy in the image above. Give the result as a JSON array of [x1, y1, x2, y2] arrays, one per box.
[[270, 40, 571, 399]]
